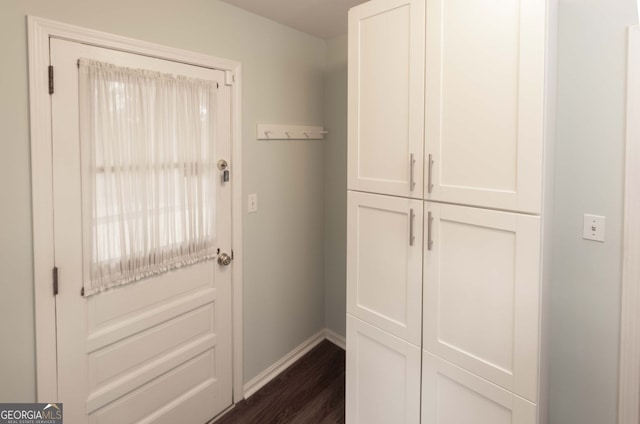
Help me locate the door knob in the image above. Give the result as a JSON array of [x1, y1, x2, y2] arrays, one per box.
[[218, 253, 232, 266]]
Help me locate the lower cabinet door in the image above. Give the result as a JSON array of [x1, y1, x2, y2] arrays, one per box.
[[422, 351, 536, 424], [346, 315, 421, 424], [423, 202, 541, 401]]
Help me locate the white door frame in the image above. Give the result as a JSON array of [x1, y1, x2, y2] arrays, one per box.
[[619, 25, 640, 424], [27, 16, 243, 404]]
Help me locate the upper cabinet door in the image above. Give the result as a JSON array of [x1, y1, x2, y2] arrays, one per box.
[[348, 0, 425, 198], [424, 0, 547, 213], [347, 191, 423, 346], [423, 202, 541, 402]]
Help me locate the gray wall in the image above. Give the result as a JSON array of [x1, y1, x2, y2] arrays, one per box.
[[0, 0, 326, 401], [323, 35, 348, 338], [550, 0, 637, 423]]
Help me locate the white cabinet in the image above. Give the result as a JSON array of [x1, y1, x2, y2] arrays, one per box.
[[346, 316, 421, 424], [424, 0, 548, 214], [348, 0, 425, 198], [422, 351, 536, 424], [347, 191, 423, 345], [346, 0, 555, 422], [423, 202, 541, 402]]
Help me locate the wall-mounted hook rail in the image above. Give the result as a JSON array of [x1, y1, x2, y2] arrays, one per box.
[[257, 124, 327, 140]]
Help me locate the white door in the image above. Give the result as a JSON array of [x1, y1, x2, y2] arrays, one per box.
[[347, 191, 423, 345], [421, 351, 536, 424], [424, 0, 547, 213], [346, 315, 421, 424], [423, 202, 540, 402], [51, 38, 233, 423], [348, 0, 425, 198]]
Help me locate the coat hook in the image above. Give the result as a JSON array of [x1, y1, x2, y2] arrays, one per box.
[[257, 125, 327, 140]]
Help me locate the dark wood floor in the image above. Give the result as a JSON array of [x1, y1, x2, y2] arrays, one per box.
[[214, 340, 345, 424]]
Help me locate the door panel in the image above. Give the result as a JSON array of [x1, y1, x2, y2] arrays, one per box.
[[88, 262, 213, 332], [347, 191, 423, 345], [86, 268, 216, 350], [424, 0, 546, 213], [422, 351, 536, 424], [423, 202, 540, 402], [51, 38, 233, 423], [348, 0, 425, 198], [346, 315, 421, 424], [87, 300, 215, 395], [89, 350, 218, 424]]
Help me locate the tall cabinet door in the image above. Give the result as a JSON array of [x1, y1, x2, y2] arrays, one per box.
[[347, 316, 421, 424], [424, 0, 547, 213], [423, 202, 541, 402], [347, 191, 423, 345], [348, 0, 425, 198]]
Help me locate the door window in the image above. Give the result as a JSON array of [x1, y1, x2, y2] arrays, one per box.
[[79, 58, 219, 296]]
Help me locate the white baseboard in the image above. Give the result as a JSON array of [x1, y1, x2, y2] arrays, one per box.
[[243, 327, 346, 399], [324, 328, 346, 350], [243, 330, 325, 398]]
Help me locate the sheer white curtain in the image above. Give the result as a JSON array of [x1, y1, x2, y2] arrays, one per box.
[[79, 58, 218, 296]]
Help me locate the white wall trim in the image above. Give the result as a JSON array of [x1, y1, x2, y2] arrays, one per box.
[[28, 15, 58, 403], [324, 328, 346, 350], [243, 329, 345, 399], [243, 331, 325, 399], [619, 25, 640, 424], [27, 16, 243, 404]]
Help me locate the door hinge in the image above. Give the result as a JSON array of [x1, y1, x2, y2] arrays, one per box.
[[53, 266, 59, 296], [48, 65, 54, 95]]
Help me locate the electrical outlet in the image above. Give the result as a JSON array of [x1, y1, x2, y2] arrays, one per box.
[[248, 193, 258, 214], [583, 214, 605, 242]]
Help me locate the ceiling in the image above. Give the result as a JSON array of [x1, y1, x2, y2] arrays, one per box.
[[221, 0, 367, 39]]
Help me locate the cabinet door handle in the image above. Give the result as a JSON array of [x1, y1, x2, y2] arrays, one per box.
[[427, 211, 434, 251], [410, 153, 416, 191], [409, 208, 416, 246], [427, 154, 434, 194]]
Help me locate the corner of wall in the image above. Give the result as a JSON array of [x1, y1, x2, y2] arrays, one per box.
[[322, 34, 348, 338]]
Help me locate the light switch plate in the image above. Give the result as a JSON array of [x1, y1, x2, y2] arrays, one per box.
[[248, 193, 258, 214], [583, 214, 605, 242]]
